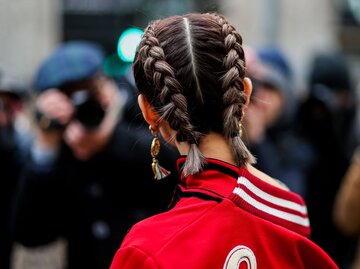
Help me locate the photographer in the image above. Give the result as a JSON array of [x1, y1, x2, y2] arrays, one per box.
[[12, 41, 178, 269]]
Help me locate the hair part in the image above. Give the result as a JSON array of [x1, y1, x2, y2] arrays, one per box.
[[183, 17, 204, 104]]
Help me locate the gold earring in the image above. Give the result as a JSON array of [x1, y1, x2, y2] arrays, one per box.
[[149, 125, 171, 180]]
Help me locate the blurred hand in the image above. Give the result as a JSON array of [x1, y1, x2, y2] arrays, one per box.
[[36, 88, 75, 126], [35, 89, 75, 149]]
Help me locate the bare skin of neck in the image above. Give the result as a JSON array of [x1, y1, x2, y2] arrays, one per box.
[[174, 131, 289, 191]]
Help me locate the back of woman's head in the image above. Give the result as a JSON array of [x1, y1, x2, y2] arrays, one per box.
[[133, 12, 255, 176]]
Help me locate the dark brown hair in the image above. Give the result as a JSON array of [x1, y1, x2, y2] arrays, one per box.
[[133, 12, 255, 176]]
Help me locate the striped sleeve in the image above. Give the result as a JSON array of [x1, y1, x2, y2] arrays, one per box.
[[230, 175, 311, 237]]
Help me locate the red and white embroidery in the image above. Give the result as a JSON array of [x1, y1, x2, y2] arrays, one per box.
[[223, 245, 257, 269]]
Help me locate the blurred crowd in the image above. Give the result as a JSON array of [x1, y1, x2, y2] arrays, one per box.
[[1, 41, 179, 269], [1, 38, 360, 269], [243, 45, 360, 269]]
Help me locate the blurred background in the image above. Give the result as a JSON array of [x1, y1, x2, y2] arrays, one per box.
[[0, 0, 359, 94]]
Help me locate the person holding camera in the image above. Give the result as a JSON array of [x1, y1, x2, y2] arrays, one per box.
[[12, 41, 178, 269]]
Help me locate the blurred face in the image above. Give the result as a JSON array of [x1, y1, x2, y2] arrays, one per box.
[[63, 79, 119, 160], [251, 85, 285, 127]]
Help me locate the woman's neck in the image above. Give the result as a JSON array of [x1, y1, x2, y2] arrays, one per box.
[[175, 132, 236, 165], [175, 132, 289, 190]]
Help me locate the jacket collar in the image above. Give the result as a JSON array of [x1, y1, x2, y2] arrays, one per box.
[[176, 156, 311, 237]]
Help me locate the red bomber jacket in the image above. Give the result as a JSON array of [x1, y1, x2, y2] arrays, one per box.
[[110, 158, 338, 269]]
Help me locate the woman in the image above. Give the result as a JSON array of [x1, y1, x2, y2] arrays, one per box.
[[110, 12, 338, 268]]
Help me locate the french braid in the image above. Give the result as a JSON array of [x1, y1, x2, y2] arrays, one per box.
[[137, 20, 205, 176], [212, 13, 256, 166]]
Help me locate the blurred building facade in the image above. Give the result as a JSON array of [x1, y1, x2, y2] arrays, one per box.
[[0, 0, 62, 84]]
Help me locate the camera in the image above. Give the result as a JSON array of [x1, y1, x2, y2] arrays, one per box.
[[36, 89, 106, 131], [71, 90, 105, 129]]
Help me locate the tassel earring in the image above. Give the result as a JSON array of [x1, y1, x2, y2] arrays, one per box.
[[149, 125, 171, 180]]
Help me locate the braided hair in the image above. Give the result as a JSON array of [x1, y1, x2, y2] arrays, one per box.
[[133, 13, 255, 177]]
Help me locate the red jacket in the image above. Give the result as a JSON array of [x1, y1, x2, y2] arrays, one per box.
[[110, 158, 338, 269]]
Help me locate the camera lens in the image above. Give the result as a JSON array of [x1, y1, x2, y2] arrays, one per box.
[[72, 90, 105, 129]]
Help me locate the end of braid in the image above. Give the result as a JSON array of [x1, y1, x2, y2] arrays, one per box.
[[212, 12, 255, 168], [231, 136, 256, 167], [182, 143, 205, 177]]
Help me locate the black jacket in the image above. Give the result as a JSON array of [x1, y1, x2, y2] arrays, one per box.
[[13, 121, 179, 269]]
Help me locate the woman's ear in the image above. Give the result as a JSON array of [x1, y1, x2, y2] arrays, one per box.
[[138, 94, 159, 126], [243, 77, 253, 106]]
